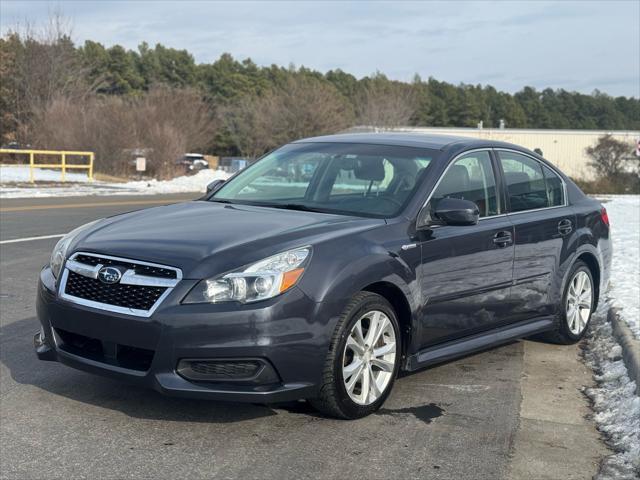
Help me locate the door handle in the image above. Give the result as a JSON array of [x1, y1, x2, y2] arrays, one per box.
[[558, 219, 573, 235], [493, 231, 513, 247]]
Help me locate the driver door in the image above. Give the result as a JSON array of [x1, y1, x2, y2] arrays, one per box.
[[417, 150, 515, 347]]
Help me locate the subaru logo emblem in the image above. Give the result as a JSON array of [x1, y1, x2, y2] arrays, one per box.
[[98, 266, 122, 284]]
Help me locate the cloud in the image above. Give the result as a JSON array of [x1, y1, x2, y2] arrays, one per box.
[[1, 0, 638, 97]]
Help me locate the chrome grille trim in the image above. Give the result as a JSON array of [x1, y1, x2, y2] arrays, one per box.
[[65, 259, 101, 279], [59, 252, 183, 318]]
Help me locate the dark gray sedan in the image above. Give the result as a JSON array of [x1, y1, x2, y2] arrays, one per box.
[[35, 133, 612, 419]]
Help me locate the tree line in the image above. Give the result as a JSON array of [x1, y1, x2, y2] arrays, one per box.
[[1, 18, 638, 179]]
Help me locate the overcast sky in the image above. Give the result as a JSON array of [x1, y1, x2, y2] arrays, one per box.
[[1, 0, 638, 97]]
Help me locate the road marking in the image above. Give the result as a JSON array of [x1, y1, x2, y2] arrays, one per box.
[[0, 233, 65, 245], [0, 197, 195, 213]]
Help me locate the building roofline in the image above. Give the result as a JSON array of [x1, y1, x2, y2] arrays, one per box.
[[348, 126, 640, 136]]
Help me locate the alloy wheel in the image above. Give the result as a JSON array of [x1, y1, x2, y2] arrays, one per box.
[[566, 270, 593, 335], [342, 310, 396, 405]]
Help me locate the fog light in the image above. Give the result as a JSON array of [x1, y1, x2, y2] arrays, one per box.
[[176, 358, 280, 384]]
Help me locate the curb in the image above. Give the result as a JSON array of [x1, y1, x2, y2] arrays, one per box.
[[608, 308, 640, 396]]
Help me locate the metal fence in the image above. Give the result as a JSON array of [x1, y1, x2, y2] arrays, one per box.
[[0, 149, 94, 183]]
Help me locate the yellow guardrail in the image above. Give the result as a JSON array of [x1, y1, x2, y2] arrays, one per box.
[[0, 149, 94, 183]]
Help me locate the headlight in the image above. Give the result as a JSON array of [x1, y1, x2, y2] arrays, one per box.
[[183, 246, 311, 304], [50, 220, 100, 278]]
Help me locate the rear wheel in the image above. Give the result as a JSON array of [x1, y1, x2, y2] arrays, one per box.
[[310, 292, 401, 419], [542, 261, 594, 344]]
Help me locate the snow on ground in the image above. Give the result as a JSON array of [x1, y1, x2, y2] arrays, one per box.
[[583, 195, 640, 480], [598, 195, 640, 339], [584, 305, 640, 480], [0, 165, 90, 183], [0, 167, 230, 198]]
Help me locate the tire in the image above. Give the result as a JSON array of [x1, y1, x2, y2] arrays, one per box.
[[310, 291, 401, 419], [541, 260, 595, 344]]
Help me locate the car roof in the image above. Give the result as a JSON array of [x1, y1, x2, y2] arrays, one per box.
[[292, 132, 523, 152]]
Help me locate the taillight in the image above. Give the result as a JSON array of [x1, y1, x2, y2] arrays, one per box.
[[600, 207, 610, 227]]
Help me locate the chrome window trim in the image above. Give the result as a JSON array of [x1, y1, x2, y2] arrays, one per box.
[[420, 148, 570, 222], [493, 148, 569, 212], [502, 204, 568, 216], [58, 252, 183, 318]]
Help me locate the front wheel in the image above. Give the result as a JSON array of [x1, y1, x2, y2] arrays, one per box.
[[310, 292, 401, 419]]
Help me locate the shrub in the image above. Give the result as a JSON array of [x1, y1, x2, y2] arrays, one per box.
[[32, 86, 215, 179]]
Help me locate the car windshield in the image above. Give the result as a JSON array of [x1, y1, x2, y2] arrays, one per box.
[[210, 142, 436, 217]]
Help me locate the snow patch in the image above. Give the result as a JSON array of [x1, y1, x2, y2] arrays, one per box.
[[598, 195, 640, 339], [0, 167, 230, 198], [582, 195, 640, 479], [583, 307, 640, 480], [0, 165, 90, 183]]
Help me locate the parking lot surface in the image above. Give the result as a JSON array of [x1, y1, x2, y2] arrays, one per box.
[[0, 194, 607, 479]]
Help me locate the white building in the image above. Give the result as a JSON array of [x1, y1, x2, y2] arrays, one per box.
[[349, 126, 640, 181]]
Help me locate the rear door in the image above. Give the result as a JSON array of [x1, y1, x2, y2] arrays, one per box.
[[496, 149, 576, 321], [417, 149, 515, 347]]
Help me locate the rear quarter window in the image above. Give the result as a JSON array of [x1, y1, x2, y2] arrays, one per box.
[[541, 164, 565, 207]]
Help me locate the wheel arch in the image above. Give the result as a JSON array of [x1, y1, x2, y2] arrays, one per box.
[[362, 281, 413, 361], [574, 251, 601, 310]]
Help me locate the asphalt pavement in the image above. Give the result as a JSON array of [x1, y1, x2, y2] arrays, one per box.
[[0, 194, 608, 479]]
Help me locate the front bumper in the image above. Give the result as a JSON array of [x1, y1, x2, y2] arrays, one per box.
[[36, 266, 340, 403]]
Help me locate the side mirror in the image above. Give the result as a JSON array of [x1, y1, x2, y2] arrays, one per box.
[[418, 197, 479, 228], [206, 179, 226, 194]]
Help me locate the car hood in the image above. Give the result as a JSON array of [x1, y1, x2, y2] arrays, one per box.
[[71, 201, 384, 278]]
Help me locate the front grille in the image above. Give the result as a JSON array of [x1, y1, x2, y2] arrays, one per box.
[[74, 254, 177, 279], [56, 328, 103, 360], [65, 271, 166, 311], [60, 252, 182, 316], [56, 328, 155, 371]]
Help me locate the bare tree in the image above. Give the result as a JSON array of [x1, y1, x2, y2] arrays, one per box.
[[0, 12, 90, 144], [223, 75, 354, 159], [32, 86, 216, 179], [355, 73, 416, 129], [586, 134, 636, 179], [223, 95, 274, 159]]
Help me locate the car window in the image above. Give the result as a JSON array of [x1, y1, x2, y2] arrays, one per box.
[[233, 153, 323, 201], [430, 151, 499, 217], [541, 164, 564, 207], [331, 158, 394, 195], [499, 152, 549, 212], [212, 143, 436, 217]]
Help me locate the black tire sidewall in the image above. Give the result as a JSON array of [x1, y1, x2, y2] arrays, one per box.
[[560, 262, 594, 341], [331, 294, 401, 419]]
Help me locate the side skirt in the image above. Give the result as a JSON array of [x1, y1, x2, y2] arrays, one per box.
[[404, 316, 556, 371]]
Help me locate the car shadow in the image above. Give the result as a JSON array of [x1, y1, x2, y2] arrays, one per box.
[[2, 315, 517, 424], [1, 316, 290, 423]]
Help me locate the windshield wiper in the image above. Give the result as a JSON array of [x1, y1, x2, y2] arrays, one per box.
[[208, 198, 235, 204], [260, 203, 327, 213]]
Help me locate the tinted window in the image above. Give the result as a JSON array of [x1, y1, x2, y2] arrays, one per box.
[[499, 152, 548, 212], [431, 151, 499, 217], [212, 143, 435, 217], [230, 153, 322, 200], [542, 164, 564, 207], [331, 158, 394, 195]]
